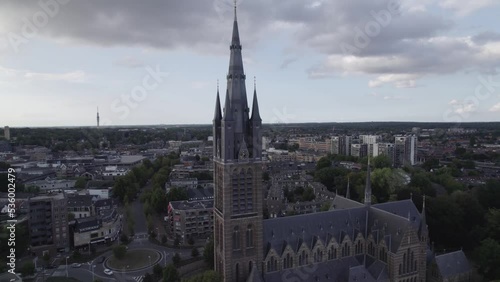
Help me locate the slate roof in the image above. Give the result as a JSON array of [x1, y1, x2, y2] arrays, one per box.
[[349, 265, 376, 282], [263, 257, 360, 282], [263, 207, 368, 256], [94, 198, 115, 209], [74, 216, 101, 232], [67, 194, 93, 207], [435, 250, 472, 278], [331, 196, 364, 210], [264, 198, 426, 255]]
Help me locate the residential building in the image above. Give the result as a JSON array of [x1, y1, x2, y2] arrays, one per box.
[[67, 194, 94, 219], [350, 143, 368, 158], [4, 126, 10, 140], [167, 200, 214, 243], [332, 135, 353, 155], [394, 135, 417, 167], [71, 208, 121, 248], [28, 193, 69, 256], [26, 179, 76, 192]]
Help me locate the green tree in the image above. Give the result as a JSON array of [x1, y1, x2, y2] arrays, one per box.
[[163, 264, 180, 282], [113, 245, 127, 260], [42, 252, 51, 266], [75, 177, 87, 189], [161, 234, 168, 244], [486, 208, 500, 242], [427, 196, 466, 250], [302, 187, 316, 201], [20, 262, 35, 277], [372, 154, 392, 169], [371, 168, 404, 202], [143, 273, 154, 282], [120, 233, 129, 244], [477, 180, 500, 209], [153, 264, 163, 278], [316, 156, 331, 170], [183, 270, 222, 282], [474, 238, 500, 280], [188, 236, 195, 246], [204, 237, 214, 269], [320, 202, 331, 212], [191, 247, 200, 258], [172, 252, 181, 266]]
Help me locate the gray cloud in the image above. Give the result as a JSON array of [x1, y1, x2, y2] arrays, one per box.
[[1, 0, 499, 88], [472, 31, 500, 44]]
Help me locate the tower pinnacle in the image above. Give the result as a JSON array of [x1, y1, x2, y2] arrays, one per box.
[[364, 158, 372, 205], [97, 107, 100, 128]]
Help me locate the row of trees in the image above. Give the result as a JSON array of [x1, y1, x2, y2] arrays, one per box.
[[10, 127, 212, 152]]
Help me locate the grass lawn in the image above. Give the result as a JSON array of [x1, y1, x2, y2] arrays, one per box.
[[107, 249, 160, 270]]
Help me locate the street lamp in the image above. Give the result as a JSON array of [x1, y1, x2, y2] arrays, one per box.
[[92, 264, 96, 281], [148, 255, 151, 266], [65, 256, 69, 277]]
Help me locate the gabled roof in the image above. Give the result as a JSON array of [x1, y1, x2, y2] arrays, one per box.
[[67, 194, 93, 207], [263, 257, 360, 282], [332, 196, 364, 210], [349, 265, 376, 282], [263, 207, 368, 256], [435, 250, 472, 278]]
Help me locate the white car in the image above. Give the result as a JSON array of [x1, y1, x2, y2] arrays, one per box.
[[71, 263, 81, 268], [104, 269, 114, 275]]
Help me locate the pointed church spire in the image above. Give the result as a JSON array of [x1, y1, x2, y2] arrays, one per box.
[[223, 89, 232, 120], [96, 106, 100, 128], [228, 0, 244, 84], [251, 76, 261, 121], [214, 81, 222, 121], [346, 176, 350, 199], [419, 195, 428, 239], [364, 158, 372, 205], [421, 195, 426, 226]]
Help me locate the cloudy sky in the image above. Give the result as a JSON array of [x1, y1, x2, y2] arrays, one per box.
[[0, 0, 499, 127]]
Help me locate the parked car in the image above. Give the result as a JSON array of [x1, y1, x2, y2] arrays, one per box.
[[104, 269, 113, 275], [71, 263, 81, 268]]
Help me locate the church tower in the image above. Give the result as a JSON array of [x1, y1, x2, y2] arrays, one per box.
[[213, 3, 263, 281]]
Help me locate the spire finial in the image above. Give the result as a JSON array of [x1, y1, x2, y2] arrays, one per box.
[[234, 0, 237, 20], [217, 79, 219, 92], [346, 176, 350, 199], [254, 76, 256, 90]]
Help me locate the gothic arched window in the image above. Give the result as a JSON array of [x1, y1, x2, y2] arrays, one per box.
[[246, 224, 254, 248], [233, 226, 240, 250]]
